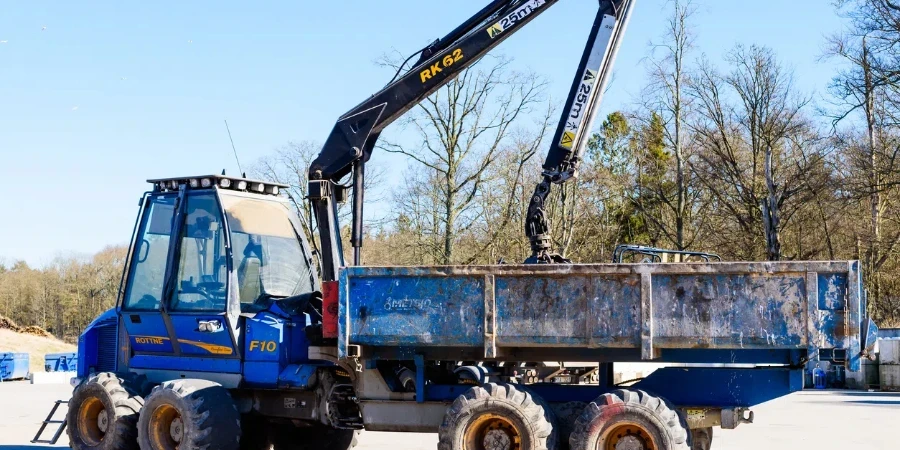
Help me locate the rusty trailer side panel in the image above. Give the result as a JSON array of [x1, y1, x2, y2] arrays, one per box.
[[338, 261, 864, 370]]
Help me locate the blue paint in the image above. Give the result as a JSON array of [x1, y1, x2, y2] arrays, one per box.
[[168, 313, 236, 356], [633, 368, 803, 407], [424, 368, 802, 408], [130, 355, 240, 373], [879, 328, 900, 339], [343, 274, 486, 349], [244, 361, 283, 386], [245, 312, 287, 363], [122, 313, 174, 353], [45, 352, 78, 372], [77, 308, 118, 378], [817, 274, 847, 311], [277, 364, 319, 389], [415, 354, 425, 404], [339, 264, 863, 367], [0, 353, 29, 380]]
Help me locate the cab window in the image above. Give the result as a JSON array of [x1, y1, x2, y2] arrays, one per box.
[[169, 193, 228, 312], [123, 195, 176, 310]]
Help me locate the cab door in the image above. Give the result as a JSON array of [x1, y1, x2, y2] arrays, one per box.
[[164, 192, 240, 365], [120, 194, 178, 356]]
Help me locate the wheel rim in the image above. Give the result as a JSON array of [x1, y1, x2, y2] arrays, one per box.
[[148, 404, 183, 450], [77, 397, 107, 446], [601, 422, 657, 450], [464, 413, 522, 450]]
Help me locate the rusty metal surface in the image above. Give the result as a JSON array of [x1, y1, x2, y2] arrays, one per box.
[[338, 262, 864, 368]]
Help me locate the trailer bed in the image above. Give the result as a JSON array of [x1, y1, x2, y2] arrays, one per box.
[[338, 261, 866, 369]]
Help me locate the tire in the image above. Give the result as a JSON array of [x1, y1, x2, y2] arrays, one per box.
[[690, 427, 712, 450], [137, 379, 241, 450], [67, 372, 144, 450], [550, 402, 587, 450], [438, 383, 556, 450], [570, 390, 689, 450], [269, 423, 358, 450]]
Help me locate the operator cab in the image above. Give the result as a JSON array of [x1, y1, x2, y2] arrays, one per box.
[[115, 174, 318, 384]]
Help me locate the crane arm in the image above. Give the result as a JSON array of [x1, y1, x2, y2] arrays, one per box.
[[308, 0, 635, 280], [526, 0, 635, 263]]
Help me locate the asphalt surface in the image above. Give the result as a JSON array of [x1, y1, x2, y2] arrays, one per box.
[[1, 381, 896, 449]]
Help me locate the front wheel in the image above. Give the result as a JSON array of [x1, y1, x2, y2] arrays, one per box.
[[137, 379, 241, 450], [67, 372, 143, 450]]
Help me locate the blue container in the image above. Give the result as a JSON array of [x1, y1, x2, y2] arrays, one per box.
[[0, 352, 30, 380], [44, 352, 77, 372], [813, 368, 827, 389]]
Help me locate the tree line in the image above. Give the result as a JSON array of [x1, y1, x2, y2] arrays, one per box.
[[0, 247, 126, 342], [2, 0, 899, 338]]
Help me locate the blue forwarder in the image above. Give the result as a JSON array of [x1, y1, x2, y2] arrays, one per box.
[[52, 1, 879, 450], [53, 175, 879, 450]]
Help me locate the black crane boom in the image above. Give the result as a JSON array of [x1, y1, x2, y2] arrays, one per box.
[[309, 0, 635, 280]]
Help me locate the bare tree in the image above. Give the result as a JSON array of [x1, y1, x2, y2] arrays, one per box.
[[690, 46, 823, 261], [825, 12, 900, 320], [381, 57, 547, 264], [638, 0, 700, 252]]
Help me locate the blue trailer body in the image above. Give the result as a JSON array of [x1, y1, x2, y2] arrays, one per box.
[[44, 352, 78, 372], [339, 261, 866, 363], [0, 352, 30, 380], [337, 261, 872, 413]]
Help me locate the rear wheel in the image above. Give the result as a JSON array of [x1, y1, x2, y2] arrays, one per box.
[[438, 383, 557, 450], [137, 379, 241, 450], [67, 372, 143, 450], [269, 423, 358, 450], [569, 390, 689, 450]]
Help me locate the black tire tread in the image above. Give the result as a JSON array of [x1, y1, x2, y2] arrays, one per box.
[[67, 372, 144, 450], [438, 383, 555, 450], [138, 379, 241, 450], [570, 389, 689, 450], [550, 401, 587, 450]]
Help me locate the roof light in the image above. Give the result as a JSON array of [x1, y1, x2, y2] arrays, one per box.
[[157, 182, 167, 191], [189, 179, 199, 188], [169, 180, 178, 190], [200, 178, 212, 188], [265, 185, 279, 195], [237, 181, 248, 191], [220, 178, 232, 188], [252, 182, 265, 193]]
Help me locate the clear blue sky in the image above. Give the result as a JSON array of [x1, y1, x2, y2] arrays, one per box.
[[0, 0, 844, 267]]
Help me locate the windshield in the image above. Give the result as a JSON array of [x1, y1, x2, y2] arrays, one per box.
[[219, 192, 315, 310]]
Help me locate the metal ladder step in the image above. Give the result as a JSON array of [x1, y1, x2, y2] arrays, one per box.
[[32, 399, 68, 445]]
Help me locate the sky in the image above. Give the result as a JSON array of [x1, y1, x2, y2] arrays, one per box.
[[0, 0, 846, 267]]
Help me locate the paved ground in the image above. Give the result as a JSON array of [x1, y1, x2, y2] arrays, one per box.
[[1, 381, 896, 449]]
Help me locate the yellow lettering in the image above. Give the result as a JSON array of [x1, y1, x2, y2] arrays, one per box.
[[430, 62, 442, 76], [266, 341, 277, 352], [420, 69, 432, 83], [249, 340, 260, 351]]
